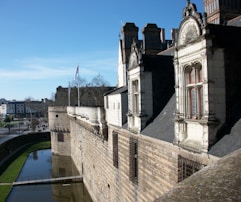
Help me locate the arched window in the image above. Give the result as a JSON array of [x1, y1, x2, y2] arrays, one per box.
[[185, 63, 203, 119]]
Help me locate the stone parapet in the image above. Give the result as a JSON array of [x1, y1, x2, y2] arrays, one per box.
[[67, 106, 104, 124], [67, 106, 107, 139]]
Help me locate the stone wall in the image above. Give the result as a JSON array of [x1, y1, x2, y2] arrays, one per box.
[[68, 119, 217, 201], [50, 107, 218, 201]]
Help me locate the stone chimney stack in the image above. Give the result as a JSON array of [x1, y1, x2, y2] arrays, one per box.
[[160, 28, 165, 43], [171, 28, 179, 45], [142, 23, 162, 55], [121, 23, 139, 64]]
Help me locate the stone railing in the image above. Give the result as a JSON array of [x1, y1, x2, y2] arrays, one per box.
[[67, 106, 107, 140], [67, 106, 105, 125]]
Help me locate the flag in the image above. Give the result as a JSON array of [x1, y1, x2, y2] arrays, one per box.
[[74, 65, 79, 81]]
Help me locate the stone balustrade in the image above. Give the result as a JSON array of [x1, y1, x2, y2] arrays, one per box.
[[67, 106, 105, 126]]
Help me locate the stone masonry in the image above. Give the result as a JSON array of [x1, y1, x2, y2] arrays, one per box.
[[49, 106, 217, 201]]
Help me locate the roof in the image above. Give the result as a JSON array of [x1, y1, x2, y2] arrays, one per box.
[[142, 93, 175, 142], [209, 118, 241, 157], [104, 86, 128, 96], [227, 15, 241, 27], [157, 46, 175, 56], [155, 148, 241, 202]]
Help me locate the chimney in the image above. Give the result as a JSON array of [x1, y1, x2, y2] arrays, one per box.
[[121, 23, 139, 64], [142, 23, 162, 55]]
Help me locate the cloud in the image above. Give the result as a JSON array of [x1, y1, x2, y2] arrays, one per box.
[[0, 65, 72, 80], [0, 53, 117, 82]]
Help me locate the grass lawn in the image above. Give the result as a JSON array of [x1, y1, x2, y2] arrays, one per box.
[[0, 141, 51, 202]]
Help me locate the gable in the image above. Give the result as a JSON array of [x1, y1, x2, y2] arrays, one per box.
[[177, 1, 204, 47], [178, 18, 201, 46]]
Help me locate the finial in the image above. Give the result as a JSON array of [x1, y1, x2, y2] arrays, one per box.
[[187, 0, 190, 5]]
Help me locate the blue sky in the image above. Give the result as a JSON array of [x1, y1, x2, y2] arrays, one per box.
[[0, 0, 203, 101]]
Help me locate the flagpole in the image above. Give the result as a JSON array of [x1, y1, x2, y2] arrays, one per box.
[[75, 65, 80, 107], [68, 81, 71, 106], [78, 80, 80, 107]]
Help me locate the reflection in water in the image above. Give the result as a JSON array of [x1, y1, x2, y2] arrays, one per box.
[[33, 150, 38, 160], [7, 149, 92, 202], [51, 154, 92, 202]]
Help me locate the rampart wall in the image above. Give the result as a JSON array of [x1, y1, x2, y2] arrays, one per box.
[[49, 107, 218, 201], [80, 125, 217, 202]]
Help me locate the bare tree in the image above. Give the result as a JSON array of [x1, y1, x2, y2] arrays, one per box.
[[73, 75, 87, 87], [87, 74, 110, 87]]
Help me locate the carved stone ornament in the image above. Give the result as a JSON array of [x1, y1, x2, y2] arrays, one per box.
[[177, 0, 204, 46], [178, 19, 200, 46], [129, 40, 139, 69]]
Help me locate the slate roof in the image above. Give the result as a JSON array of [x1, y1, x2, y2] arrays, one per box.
[[157, 46, 175, 56], [209, 118, 241, 157], [104, 86, 128, 96], [227, 15, 241, 27], [142, 93, 175, 143]]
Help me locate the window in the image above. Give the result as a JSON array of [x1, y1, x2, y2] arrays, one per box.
[[106, 97, 109, 109], [178, 155, 205, 182], [57, 132, 64, 142], [112, 131, 118, 168], [185, 64, 203, 119], [129, 137, 138, 184], [58, 168, 66, 177], [132, 80, 139, 114]]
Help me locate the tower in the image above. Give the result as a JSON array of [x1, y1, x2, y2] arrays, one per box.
[[204, 0, 241, 24]]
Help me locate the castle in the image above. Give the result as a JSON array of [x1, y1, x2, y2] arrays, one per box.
[[49, 1, 241, 201]]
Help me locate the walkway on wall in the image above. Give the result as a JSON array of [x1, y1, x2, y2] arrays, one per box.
[[0, 175, 83, 186]]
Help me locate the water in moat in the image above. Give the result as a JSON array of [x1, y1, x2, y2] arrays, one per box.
[[7, 149, 92, 202]]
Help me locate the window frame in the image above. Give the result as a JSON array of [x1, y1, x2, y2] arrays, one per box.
[[112, 131, 119, 168], [129, 137, 138, 184], [57, 132, 64, 142], [184, 63, 203, 119], [178, 155, 205, 182], [132, 80, 139, 114]]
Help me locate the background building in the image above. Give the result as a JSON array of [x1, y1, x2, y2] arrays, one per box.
[[204, 0, 241, 24]]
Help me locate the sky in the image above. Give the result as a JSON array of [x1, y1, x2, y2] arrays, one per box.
[[0, 0, 204, 101]]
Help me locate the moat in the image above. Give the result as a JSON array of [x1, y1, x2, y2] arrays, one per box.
[[7, 149, 92, 202]]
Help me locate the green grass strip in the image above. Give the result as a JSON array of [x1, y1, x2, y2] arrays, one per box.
[[0, 141, 51, 202]]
